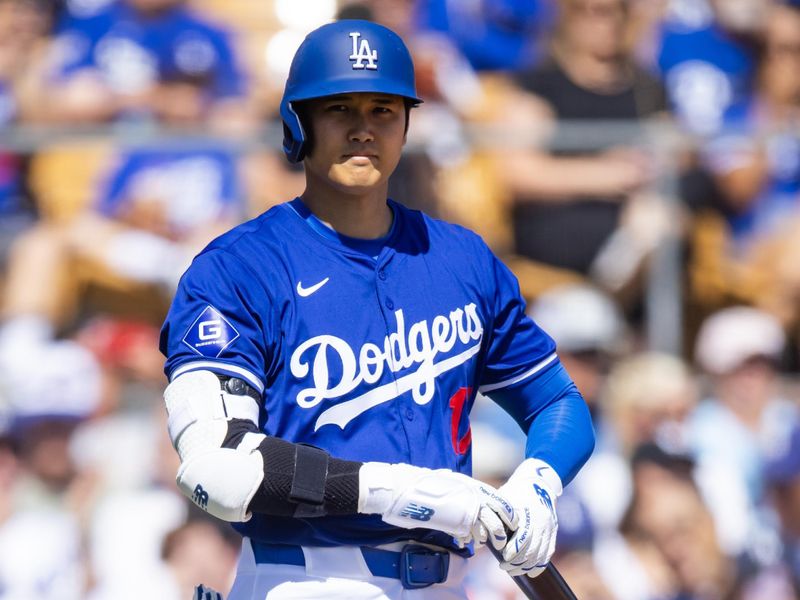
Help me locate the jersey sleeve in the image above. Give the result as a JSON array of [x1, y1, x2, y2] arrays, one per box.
[[160, 249, 275, 392], [478, 250, 557, 394]]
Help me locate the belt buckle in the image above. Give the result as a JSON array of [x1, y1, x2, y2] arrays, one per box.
[[399, 544, 450, 590]]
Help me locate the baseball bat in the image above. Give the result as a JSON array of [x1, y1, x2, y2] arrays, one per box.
[[487, 544, 578, 600]]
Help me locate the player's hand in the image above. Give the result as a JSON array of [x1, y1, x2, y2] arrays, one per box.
[[453, 476, 517, 551], [495, 458, 562, 578], [358, 463, 514, 547]]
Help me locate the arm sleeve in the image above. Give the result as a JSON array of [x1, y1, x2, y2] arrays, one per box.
[[478, 248, 594, 485], [488, 362, 594, 485], [160, 248, 276, 392]]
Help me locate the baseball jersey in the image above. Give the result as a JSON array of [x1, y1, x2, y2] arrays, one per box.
[[96, 146, 243, 238], [160, 198, 559, 550], [656, 16, 754, 135], [52, 1, 245, 99]]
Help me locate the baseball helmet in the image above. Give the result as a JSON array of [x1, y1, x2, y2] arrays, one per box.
[[279, 20, 422, 163]]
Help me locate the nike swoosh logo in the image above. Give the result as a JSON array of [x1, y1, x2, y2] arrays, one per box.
[[296, 277, 330, 297]]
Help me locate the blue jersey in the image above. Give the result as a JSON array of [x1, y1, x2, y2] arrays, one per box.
[[414, 0, 554, 72], [52, 1, 245, 100], [160, 199, 560, 549], [656, 18, 754, 135], [96, 147, 243, 237]]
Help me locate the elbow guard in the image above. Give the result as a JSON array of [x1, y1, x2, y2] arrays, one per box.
[[164, 370, 361, 522], [176, 444, 265, 522], [165, 370, 266, 522]]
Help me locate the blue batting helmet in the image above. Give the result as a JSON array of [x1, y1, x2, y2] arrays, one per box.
[[279, 20, 422, 163]]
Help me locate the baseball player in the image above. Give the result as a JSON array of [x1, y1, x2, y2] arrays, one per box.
[[159, 20, 595, 599]]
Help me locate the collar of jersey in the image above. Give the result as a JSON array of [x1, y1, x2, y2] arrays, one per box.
[[286, 197, 399, 259]]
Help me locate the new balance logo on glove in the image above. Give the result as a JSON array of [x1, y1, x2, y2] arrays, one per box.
[[399, 503, 435, 521], [192, 484, 209, 510]]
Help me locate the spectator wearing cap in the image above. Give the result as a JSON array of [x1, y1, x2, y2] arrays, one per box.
[[468, 282, 627, 456], [528, 284, 631, 535], [689, 306, 798, 561], [0, 377, 102, 598], [527, 283, 628, 421]]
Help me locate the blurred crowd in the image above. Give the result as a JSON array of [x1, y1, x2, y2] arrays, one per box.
[[2, 0, 800, 598]]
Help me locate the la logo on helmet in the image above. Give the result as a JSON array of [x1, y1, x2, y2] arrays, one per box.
[[349, 32, 378, 70]]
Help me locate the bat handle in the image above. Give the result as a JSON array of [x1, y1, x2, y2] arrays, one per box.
[[531, 563, 579, 600], [486, 543, 578, 600]]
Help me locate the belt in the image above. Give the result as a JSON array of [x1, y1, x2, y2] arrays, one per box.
[[250, 540, 450, 590]]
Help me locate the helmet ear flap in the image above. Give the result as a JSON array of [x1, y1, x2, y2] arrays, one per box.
[[282, 121, 305, 163], [280, 101, 307, 163]]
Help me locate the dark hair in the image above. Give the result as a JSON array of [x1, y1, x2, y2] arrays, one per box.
[[292, 98, 413, 159]]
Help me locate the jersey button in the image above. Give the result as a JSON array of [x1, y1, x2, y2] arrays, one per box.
[[405, 408, 414, 421], [385, 298, 394, 310], [378, 269, 387, 281]]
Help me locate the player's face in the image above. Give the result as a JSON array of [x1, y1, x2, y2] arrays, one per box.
[[303, 93, 406, 194]]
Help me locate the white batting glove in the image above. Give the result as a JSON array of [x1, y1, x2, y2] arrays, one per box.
[[497, 458, 562, 578], [358, 463, 514, 549]]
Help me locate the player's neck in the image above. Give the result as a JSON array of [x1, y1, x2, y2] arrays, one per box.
[[300, 185, 393, 240]]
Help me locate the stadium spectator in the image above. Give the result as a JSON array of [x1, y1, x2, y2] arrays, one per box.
[[607, 442, 736, 600], [646, 0, 763, 136], [0, 386, 100, 598], [527, 285, 632, 543], [17, 0, 254, 132], [413, 0, 556, 72], [0, 87, 246, 421], [690, 306, 798, 562], [159, 517, 240, 599], [527, 283, 629, 416], [604, 352, 697, 459], [499, 0, 674, 309], [0, 0, 53, 270], [689, 1, 800, 329], [580, 351, 697, 534], [761, 418, 800, 598]]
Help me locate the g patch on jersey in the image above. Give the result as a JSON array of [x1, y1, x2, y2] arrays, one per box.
[[182, 305, 239, 357]]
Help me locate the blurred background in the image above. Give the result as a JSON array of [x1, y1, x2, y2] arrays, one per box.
[[2, 0, 800, 598]]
